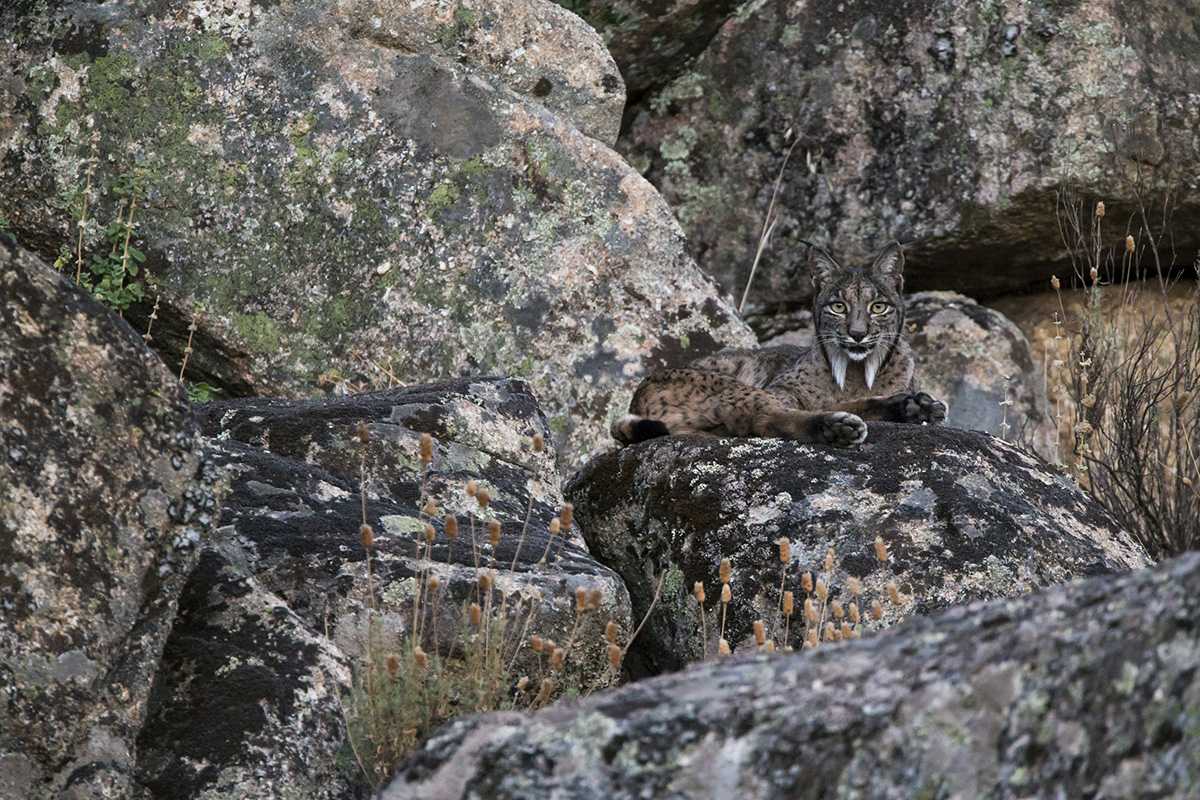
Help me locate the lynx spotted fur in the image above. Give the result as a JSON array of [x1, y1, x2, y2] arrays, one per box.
[[613, 242, 947, 447]]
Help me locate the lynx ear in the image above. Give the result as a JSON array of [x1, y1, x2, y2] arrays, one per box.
[[804, 242, 841, 290], [871, 241, 905, 287]]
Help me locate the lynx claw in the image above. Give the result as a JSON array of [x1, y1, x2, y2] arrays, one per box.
[[819, 411, 868, 447], [891, 392, 947, 425]]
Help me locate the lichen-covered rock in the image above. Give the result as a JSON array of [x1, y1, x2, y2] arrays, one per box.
[[136, 379, 632, 798], [336, 0, 625, 144], [384, 551, 1200, 800], [566, 424, 1148, 676], [621, 0, 1200, 307], [136, 539, 357, 800], [0, 241, 215, 798], [762, 291, 1057, 460], [0, 0, 753, 469]]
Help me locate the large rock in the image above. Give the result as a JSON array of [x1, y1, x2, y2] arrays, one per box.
[[0, 0, 753, 469], [0, 241, 215, 798], [385, 551, 1200, 799], [761, 291, 1057, 460], [566, 423, 1148, 676], [621, 0, 1200, 307], [136, 379, 632, 798]]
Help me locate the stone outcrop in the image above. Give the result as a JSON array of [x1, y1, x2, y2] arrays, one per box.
[[136, 379, 631, 798], [385, 551, 1200, 800], [0, 241, 215, 799], [621, 0, 1200, 307], [0, 0, 753, 469], [567, 423, 1148, 676]]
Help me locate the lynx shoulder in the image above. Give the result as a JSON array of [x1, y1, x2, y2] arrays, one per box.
[[613, 242, 947, 447]]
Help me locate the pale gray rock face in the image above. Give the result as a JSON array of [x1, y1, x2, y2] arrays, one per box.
[[0, 0, 753, 470], [620, 0, 1200, 307], [137, 379, 632, 799], [0, 241, 215, 800], [762, 291, 1058, 461], [384, 551, 1200, 800], [566, 424, 1148, 676]]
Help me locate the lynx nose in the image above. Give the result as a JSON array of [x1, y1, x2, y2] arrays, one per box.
[[848, 327, 869, 343]]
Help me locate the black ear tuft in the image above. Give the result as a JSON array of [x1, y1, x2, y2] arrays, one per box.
[[871, 241, 905, 287], [803, 241, 841, 289]]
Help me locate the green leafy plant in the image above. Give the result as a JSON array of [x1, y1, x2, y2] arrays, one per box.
[[186, 382, 222, 403]]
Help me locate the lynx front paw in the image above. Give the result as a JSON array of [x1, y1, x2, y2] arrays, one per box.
[[817, 411, 868, 447], [886, 392, 947, 425]]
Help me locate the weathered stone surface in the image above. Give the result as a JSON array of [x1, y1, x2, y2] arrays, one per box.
[[337, 0, 625, 144], [136, 538, 358, 800], [556, 0, 741, 102], [385, 551, 1200, 800], [0, 0, 753, 469], [762, 291, 1057, 460], [136, 379, 631, 798], [0, 241, 215, 799], [621, 0, 1200, 308], [567, 424, 1148, 676]]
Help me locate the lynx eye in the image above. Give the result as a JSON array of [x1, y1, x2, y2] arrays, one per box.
[[827, 301, 848, 315], [869, 301, 892, 315]]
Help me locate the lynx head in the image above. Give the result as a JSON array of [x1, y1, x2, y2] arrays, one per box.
[[807, 241, 906, 391]]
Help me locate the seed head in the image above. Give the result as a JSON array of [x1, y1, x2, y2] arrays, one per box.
[[550, 647, 565, 670], [386, 653, 400, 679], [1095, 200, 1105, 218], [469, 603, 482, 626], [356, 422, 370, 445], [719, 558, 732, 584], [805, 628, 819, 649], [873, 536, 889, 563], [823, 547, 835, 573], [823, 622, 836, 642], [605, 620, 619, 644], [801, 571, 813, 593], [782, 591, 794, 616], [422, 498, 439, 517], [608, 643, 622, 670], [887, 581, 902, 605], [466, 479, 478, 497], [1051, 275, 1061, 290], [840, 621, 854, 639], [804, 597, 818, 623], [777, 537, 791, 563], [575, 586, 587, 612], [517, 675, 530, 691], [721, 584, 732, 603], [693, 581, 706, 604], [753, 619, 766, 646], [815, 579, 829, 602], [542, 638, 557, 653], [419, 432, 433, 464], [548, 517, 561, 535], [531, 635, 544, 652], [532, 433, 545, 452], [846, 576, 862, 596], [587, 588, 603, 610], [764, 640, 776, 653], [478, 571, 493, 593], [536, 677, 555, 704], [476, 488, 491, 509], [413, 646, 428, 670], [1090, 266, 1099, 282], [424, 522, 436, 544], [870, 599, 884, 620], [718, 638, 731, 656], [560, 503, 574, 530], [831, 600, 844, 620], [488, 519, 501, 547], [848, 602, 860, 624], [444, 514, 459, 540], [360, 523, 374, 550], [1126, 234, 1135, 254]]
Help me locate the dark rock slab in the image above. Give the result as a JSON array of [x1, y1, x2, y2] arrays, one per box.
[[384, 551, 1200, 800], [136, 379, 632, 798], [567, 424, 1147, 676], [0, 241, 215, 799]]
